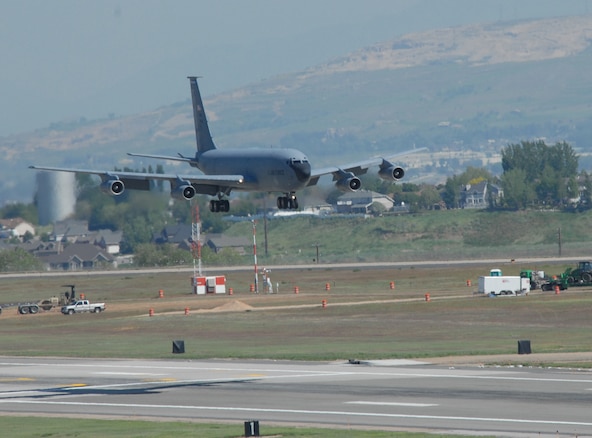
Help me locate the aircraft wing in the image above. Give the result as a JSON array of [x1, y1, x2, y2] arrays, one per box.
[[126, 152, 195, 164], [28, 165, 244, 195], [306, 147, 427, 186]]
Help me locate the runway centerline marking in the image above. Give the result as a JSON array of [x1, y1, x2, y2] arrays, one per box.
[[93, 372, 166, 376], [3, 362, 592, 387], [346, 401, 438, 407], [3, 399, 592, 428]]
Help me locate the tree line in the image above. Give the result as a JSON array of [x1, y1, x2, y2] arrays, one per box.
[[443, 140, 587, 210], [0, 140, 588, 271]]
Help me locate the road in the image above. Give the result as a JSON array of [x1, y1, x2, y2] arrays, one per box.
[[1, 357, 591, 436], [0, 256, 587, 279]]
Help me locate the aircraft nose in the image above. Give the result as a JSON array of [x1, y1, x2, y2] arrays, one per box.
[[291, 160, 311, 182]]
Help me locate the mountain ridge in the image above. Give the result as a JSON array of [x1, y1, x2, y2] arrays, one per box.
[[3, 15, 592, 204], [312, 16, 592, 75]]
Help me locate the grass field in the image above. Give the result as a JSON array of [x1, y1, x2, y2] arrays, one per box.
[[0, 416, 486, 438], [0, 263, 589, 437], [1, 262, 590, 362]]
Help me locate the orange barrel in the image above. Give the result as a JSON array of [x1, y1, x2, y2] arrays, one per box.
[[149, 308, 154, 317], [228, 287, 233, 295], [322, 299, 327, 308], [184, 307, 189, 315], [294, 286, 299, 294], [158, 289, 164, 298], [466, 279, 472, 287], [425, 293, 431, 302], [249, 284, 255, 292], [554, 285, 560, 295], [389, 281, 395, 290], [325, 283, 331, 291]]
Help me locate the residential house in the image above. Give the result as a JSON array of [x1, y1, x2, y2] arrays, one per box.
[[206, 234, 250, 255], [19, 240, 55, 253], [35, 242, 114, 271], [52, 219, 91, 242], [335, 190, 394, 214], [0, 218, 35, 239], [94, 229, 123, 255], [156, 224, 193, 244], [461, 181, 503, 209]]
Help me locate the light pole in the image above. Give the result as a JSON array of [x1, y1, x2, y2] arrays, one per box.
[[252, 220, 258, 293]]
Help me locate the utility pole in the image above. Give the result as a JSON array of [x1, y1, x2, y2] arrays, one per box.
[[313, 243, 321, 263]]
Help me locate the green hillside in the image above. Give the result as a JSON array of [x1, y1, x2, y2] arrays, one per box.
[[224, 209, 592, 264]]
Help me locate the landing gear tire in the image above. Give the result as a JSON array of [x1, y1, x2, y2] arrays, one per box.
[[277, 195, 299, 210], [209, 199, 230, 213]]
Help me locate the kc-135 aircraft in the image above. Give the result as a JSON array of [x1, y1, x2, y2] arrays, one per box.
[[31, 77, 424, 212]]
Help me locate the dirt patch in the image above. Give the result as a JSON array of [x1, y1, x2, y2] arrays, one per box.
[[196, 300, 254, 313]]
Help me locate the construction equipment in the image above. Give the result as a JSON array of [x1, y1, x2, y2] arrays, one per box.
[[563, 261, 592, 285], [4, 285, 80, 315], [540, 274, 569, 291], [520, 269, 569, 292], [61, 284, 78, 304], [520, 270, 546, 290]]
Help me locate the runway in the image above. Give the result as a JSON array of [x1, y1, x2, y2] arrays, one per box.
[[1, 357, 592, 437]]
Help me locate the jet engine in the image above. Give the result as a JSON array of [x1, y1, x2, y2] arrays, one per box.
[[335, 173, 362, 192], [378, 161, 405, 181], [171, 183, 196, 201], [100, 178, 125, 196]]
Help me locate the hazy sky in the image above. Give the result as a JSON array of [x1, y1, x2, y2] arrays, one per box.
[[1, 0, 589, 137]]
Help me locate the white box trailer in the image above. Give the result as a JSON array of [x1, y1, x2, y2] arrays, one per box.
[[478, 276, 530, 296]]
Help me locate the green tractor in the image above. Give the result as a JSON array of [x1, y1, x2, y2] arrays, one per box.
[[564, 261, 592, 285]]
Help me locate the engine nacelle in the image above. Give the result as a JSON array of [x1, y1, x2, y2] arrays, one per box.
[[171, 184, 196, 201], [100, 179, 125, 196], [335, 175, 362, 192], [378, 165, 405, 181]]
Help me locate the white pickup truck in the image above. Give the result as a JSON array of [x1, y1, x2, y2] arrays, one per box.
[[61, 300, 105, 315]]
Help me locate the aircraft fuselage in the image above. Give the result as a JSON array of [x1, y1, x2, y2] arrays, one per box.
[[194, 148, 311, 193]]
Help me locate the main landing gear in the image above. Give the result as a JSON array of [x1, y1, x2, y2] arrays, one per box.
[[209, 199, 230, 212], [277, 193, 299, 210]]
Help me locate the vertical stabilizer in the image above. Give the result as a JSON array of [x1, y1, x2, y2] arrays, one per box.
[[188, 76, 216, 152]]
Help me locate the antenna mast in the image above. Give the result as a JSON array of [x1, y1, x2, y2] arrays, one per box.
[[192, 204, 202, 277]]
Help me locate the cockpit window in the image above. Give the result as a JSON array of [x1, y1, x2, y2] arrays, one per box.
[[289, 158, 309, 164]]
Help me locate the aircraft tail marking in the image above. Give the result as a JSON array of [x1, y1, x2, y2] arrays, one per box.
[[188, 76, 216, 153]]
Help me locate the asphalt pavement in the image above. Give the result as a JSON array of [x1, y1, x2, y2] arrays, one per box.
[[1, 356, 591, 437]]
